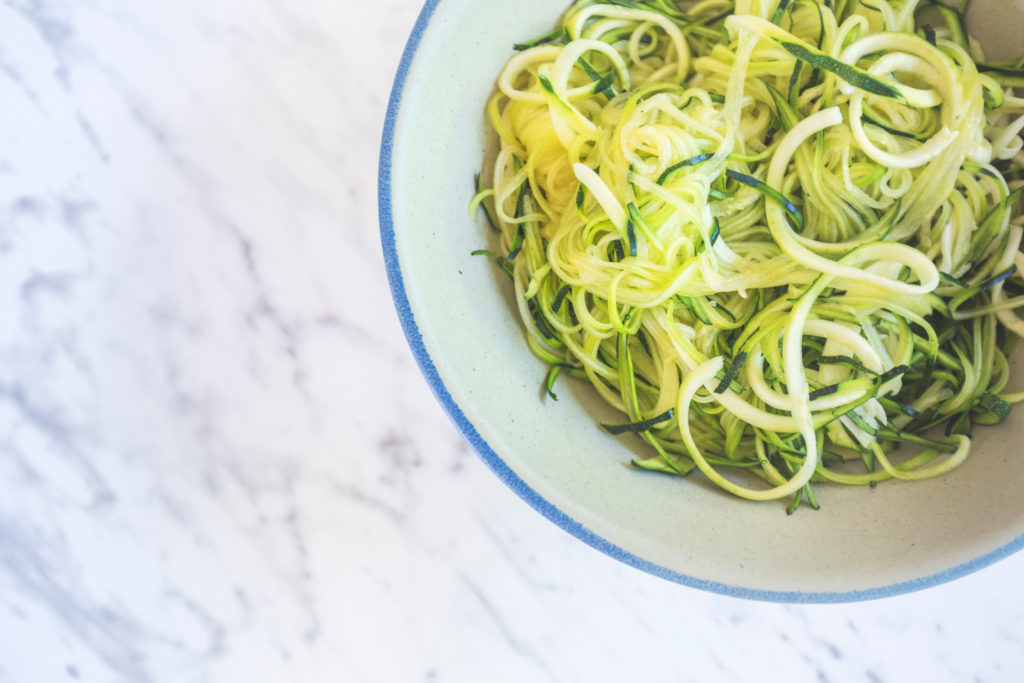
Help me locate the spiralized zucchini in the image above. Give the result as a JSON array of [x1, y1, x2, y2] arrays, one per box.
[[472, 0, 1024, 511]]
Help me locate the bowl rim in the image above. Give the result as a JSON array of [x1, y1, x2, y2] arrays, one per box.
[[377, 0, 1024, 603]]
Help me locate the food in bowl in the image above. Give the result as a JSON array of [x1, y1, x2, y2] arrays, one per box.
[[472, 0, 1024, 510]]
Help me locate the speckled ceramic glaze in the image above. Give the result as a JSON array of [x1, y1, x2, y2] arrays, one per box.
[[380, 0, 1024, 602]]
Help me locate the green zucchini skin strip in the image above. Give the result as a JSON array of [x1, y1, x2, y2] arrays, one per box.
[[770, 0, 793, 25], [603, 409, 675, 435], [715, 352, 748, 394], [657, 153, 713, 184], [808, 383, 840, 400], [726, 170, 804, 230], [777, 41, 903, 100], [551, 285, 571, 312], [545, 365, 564, 400], [513, 27, 567, 51]]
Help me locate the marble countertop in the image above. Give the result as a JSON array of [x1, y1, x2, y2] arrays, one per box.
[[1, 1, 1022, 681]]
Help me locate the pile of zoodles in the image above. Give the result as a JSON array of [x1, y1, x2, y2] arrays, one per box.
[[470, 0, 1024, 511]]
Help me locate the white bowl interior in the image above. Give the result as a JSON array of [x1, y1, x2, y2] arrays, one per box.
[[385, 0, 1024, 599]]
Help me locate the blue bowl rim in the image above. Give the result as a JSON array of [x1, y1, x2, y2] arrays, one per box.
[[376, 0, 1024, 603]]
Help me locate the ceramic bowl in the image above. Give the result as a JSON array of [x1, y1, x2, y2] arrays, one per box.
[[380, 0, 1024, 602]]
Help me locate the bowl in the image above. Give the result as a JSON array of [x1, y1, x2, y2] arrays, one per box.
[[379, 0, 1024, 602]]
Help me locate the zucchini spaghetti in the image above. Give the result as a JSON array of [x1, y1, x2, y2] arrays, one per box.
[[471, 0, 1024, 511]]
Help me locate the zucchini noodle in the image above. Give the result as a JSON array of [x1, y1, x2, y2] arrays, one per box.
[[472, 0, 1024, 511]]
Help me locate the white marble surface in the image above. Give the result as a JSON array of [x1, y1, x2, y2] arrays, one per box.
[[1, 1, 1023, 681]]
